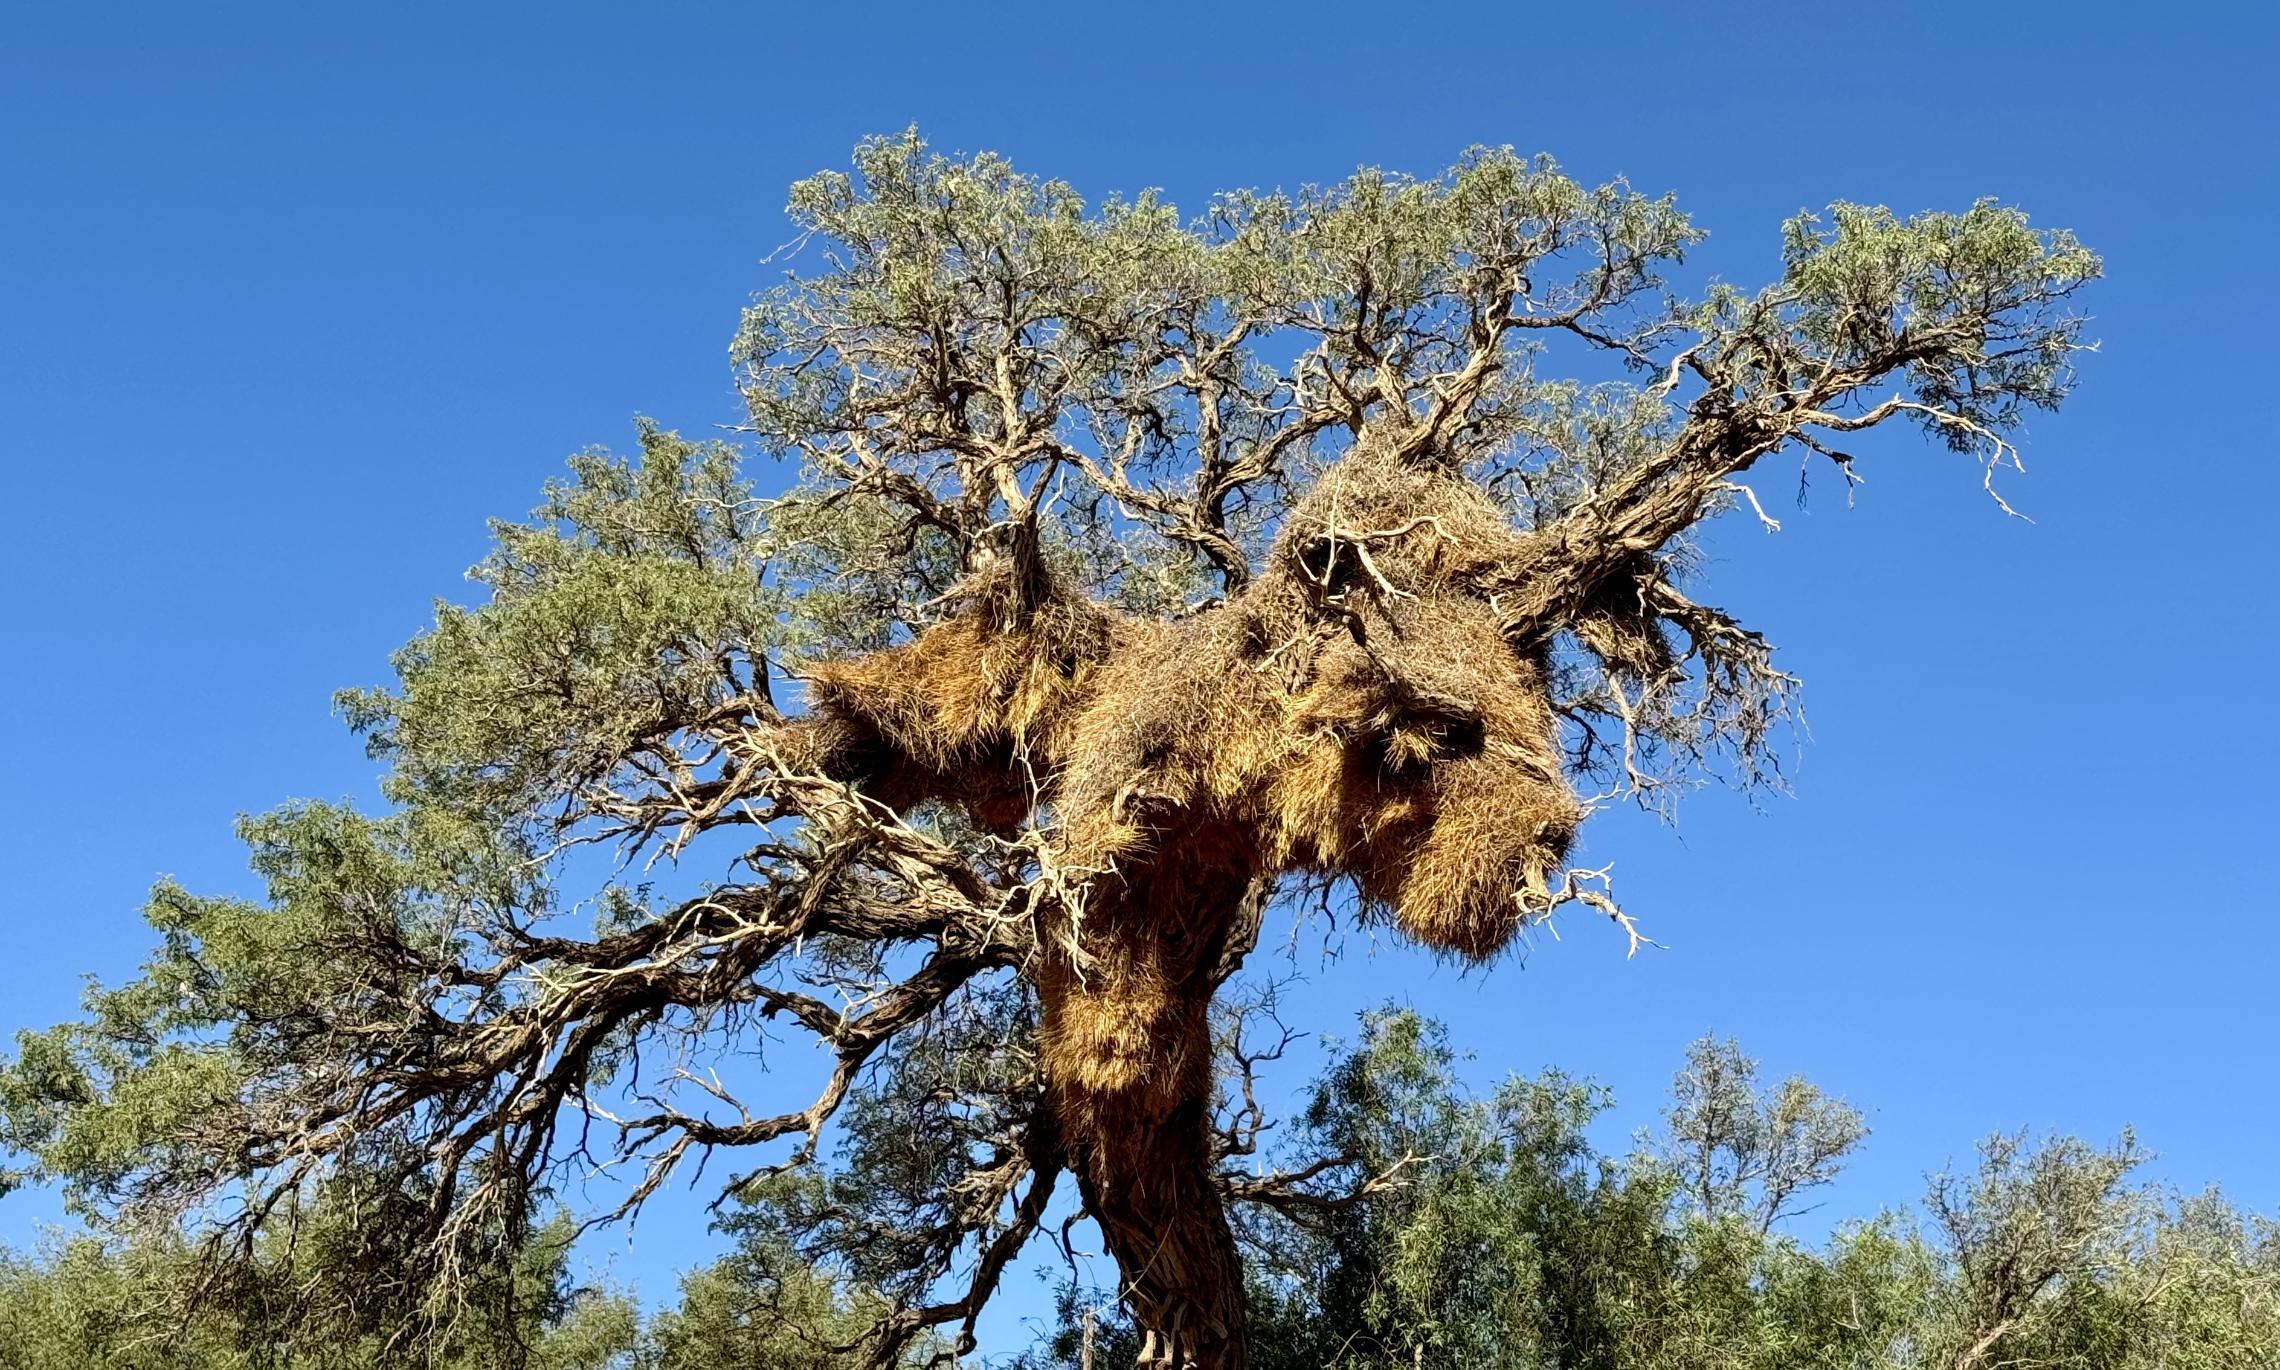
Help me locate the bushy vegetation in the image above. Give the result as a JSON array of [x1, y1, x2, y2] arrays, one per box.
[[7, 1018, 2270, 1368], [1024, 1018, 2279, 1370]]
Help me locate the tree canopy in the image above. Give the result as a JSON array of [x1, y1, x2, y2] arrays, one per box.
[[0, 131, 2098, 1367]]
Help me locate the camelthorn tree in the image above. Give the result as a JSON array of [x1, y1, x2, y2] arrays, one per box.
[[0, 132, 2094, 1368]]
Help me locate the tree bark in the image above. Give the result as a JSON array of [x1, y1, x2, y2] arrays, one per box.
[[1035, 849, 1255, 1368], [1057, 1037, 1246, 1369]]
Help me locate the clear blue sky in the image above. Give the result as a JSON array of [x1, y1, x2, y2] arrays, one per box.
[[4, 0, 2275, 1351]]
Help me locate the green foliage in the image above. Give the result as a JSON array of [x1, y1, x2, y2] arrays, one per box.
[[1777, 200, 2098, 441], [646, 1229, 936, 1370], [0, 1200, 638, 1370], [338, 420, 784, 823], [1662, 1034, 1867, 1232], [1237, 1011, 1682, 1368], [0, 800, 527, 1225], [12, 1014, 2277, 1367], [1019, 1015, 2277, 1370]]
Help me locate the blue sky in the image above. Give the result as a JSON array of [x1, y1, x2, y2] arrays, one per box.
[[4, 0, 2276, 1351]]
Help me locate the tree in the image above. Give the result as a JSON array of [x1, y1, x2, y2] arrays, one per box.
[[0, 1192, 640, 1369], [646, 1226, 936, 1369], [1019, 1016, 2279, 1370], [0, 130, 2097, 1367], [1662, 1036, 1867, 1234]]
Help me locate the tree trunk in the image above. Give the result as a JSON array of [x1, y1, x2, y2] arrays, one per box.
[[1035, 851, 1255, 1368], [1055, 1024, 1246, 1367]]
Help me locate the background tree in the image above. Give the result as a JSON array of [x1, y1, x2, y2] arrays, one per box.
[[1016, 1014, 2280, 1370], [0, 131, 2096, 1367], [1662, 1036, 1867, 1234], [12, 1012, 2275, 1368], [0, 1190, 640, 1370]]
